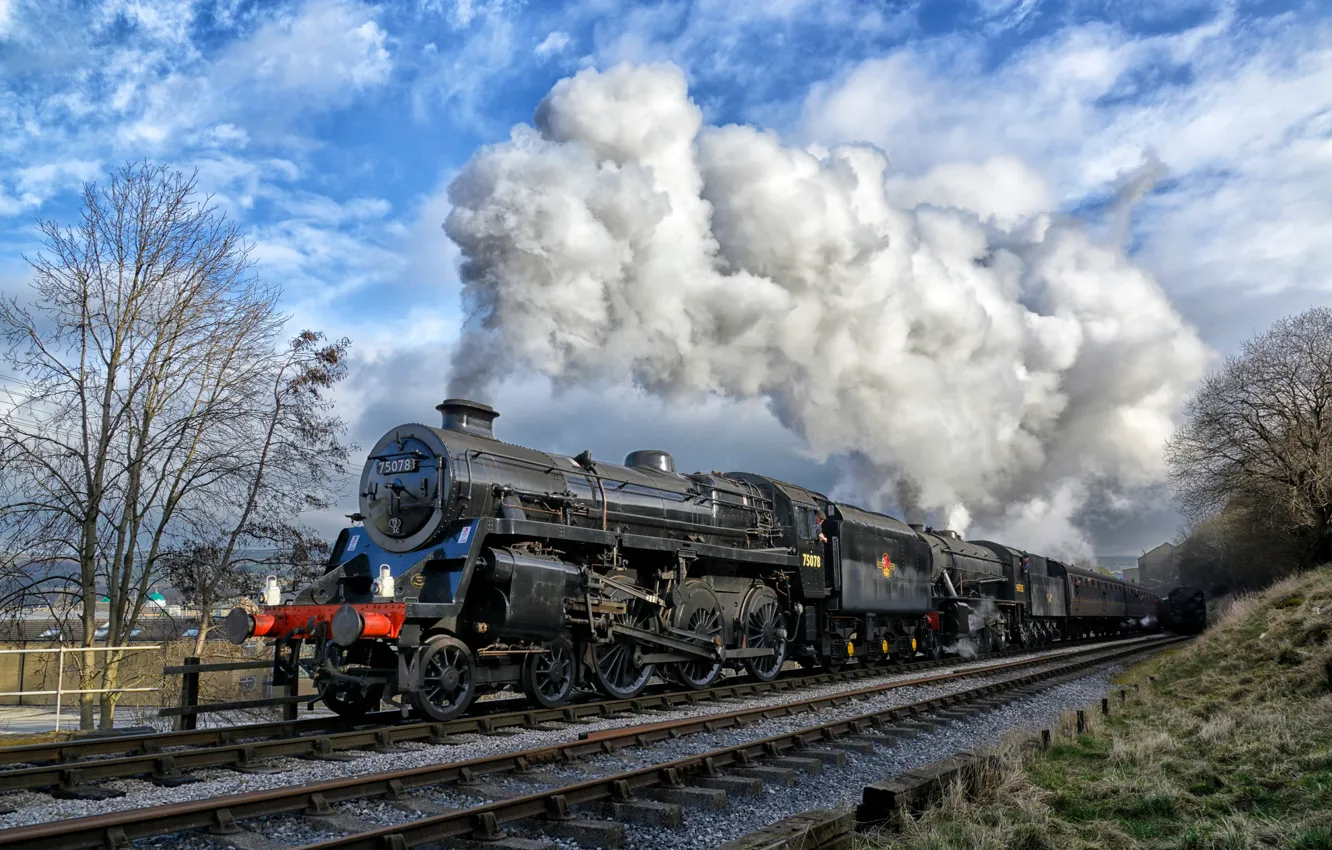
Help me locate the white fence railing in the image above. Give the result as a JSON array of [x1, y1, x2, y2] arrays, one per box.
[[0, 644, 160, 732]]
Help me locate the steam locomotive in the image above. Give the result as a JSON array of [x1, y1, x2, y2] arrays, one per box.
[[226, 399, 1177, 721], [1158, 585, 1208, 635]]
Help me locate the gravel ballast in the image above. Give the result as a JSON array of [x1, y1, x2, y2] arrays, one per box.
[[523, 666, 1129, 850]]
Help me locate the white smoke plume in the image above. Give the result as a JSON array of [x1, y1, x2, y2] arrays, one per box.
[[443, 63, 1210, 551]]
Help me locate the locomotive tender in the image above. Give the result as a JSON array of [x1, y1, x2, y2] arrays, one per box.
[[226, 399, 1171, 721]]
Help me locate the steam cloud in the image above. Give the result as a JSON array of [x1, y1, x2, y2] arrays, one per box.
[[443, 64, 1210, 557]]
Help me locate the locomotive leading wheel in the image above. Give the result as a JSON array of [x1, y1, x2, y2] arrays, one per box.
[[921, 630, 942, 660], [592, 603, 656, 700], [411, 634, 476, 721], [320, 680, 385, 718], [740, 586, 786, 682], [522, 637, 575, 708], [318, 645, 385, 718]]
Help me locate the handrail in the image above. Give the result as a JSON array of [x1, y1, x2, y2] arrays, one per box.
[[0, 644, 161, 732]]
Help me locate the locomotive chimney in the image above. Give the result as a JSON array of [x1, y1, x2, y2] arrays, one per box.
[[436, 398, 499, 439]]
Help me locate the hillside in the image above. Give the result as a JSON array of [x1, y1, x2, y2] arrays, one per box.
[[867, 566, 1332, 849]]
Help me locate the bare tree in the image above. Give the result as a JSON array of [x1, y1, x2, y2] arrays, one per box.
[[1167, 307, 1332, 574], [164, 331, 352, 655], [0, 164, 351, 728]]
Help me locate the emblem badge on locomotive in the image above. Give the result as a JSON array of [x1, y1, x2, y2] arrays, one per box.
[[880, 553, 894, 578], [224, 398, 1189, 722]]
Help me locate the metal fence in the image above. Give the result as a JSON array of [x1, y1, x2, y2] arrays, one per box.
[[0, 644, 161, 732]]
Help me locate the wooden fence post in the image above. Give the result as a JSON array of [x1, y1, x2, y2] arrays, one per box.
[[176, 656, 200, 731], [273, 640, 299, 721], [1076, 710, 1086, 734]]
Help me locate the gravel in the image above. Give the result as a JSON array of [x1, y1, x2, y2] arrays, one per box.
[[0, 636, 1162, 831], [521, 666, 1128, 850]]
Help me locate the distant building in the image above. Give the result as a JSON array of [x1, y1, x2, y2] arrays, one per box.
[[1138, 542, 1178, 589], [1119, 567, 1140, 584]]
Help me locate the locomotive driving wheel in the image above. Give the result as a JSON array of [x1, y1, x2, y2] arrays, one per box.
[[522, 637, 575, 708], [671, 584, 725, 690], [592, 601, 657, 700], [739, 585, 786, 682], [411, 634, 476, 721]]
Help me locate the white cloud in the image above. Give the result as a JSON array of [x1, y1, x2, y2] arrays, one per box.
[[221, 0, 392, 103], [0, 0, 15, 39], [535, 30, 571, 58], [96, 0, 198, 44], [798, 12, 1332, 314], [15, 160, 103, 199], [410, 1, 516, 126]]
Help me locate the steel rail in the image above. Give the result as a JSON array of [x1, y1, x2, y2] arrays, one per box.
[[0, 633, 1147, 772], [0, 634, 1147, 786], [0, 637, 1183, 850], [0, 649, 924, 769], [301, 639, 1190, 850]]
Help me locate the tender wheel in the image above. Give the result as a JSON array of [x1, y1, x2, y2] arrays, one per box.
[[320, 680, 384, 718], [592, 602, 656, 699], [671, 583, 726, 689], [411, 634, 476, 721], [523, 637, 575, 708], [739, 586, 787, 682]]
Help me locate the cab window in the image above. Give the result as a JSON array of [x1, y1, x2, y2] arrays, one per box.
[[794, 505, 819, 540]]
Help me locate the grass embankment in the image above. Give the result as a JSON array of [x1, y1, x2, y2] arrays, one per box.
[[864, 567, 1332, 850]]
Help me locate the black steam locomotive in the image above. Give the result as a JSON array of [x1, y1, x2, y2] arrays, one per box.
[[226, 399, 1176, 721], [1159, 585, 1208, 635]]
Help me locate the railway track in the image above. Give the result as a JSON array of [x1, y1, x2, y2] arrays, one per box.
[[0, 636, 1184, 849], [0, 633, 1140, 790]]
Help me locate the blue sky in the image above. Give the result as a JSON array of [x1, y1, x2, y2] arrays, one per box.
[[1, 0, 1329, 554]]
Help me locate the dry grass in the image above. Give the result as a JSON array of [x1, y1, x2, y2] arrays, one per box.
[[860, 565, 1332, 850]]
